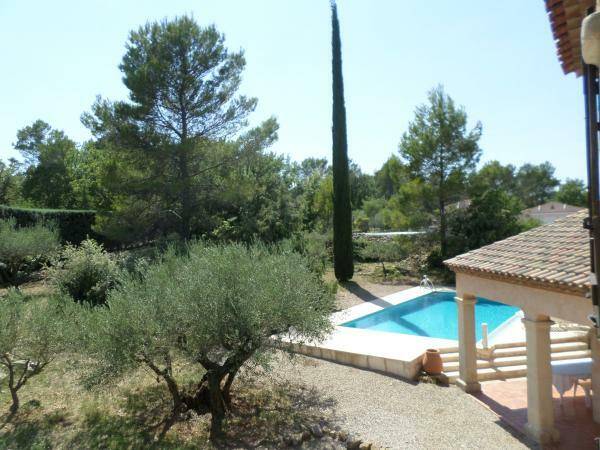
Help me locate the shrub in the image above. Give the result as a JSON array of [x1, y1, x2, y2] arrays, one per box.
[[0, 205, 99, 245], [0, 291, 67, 415], [76, 241, 334, 440], [0, 219, 60, 287], [48, 239, 119, 306], [114, 245, 158, 277], [283, 232, 332, 276], [359, 238, 408, 280], [426, 246, 445, 269], [353, 212, 369, 232]]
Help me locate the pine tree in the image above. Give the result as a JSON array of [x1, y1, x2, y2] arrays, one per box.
[[331, 1, 354, 281], [399, 85, 482, 257]]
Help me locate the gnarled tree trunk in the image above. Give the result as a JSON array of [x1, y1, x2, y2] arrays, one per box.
[[9, 386, 19, 415]]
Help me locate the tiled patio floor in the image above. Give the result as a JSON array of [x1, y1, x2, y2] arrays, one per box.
[[473, 378, 600, 449]]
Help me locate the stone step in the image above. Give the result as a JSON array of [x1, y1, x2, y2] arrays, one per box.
[[491, 333, 588, 349], [440, 351, 505, 363], [490, 349, 592, 367], [547, 349, 592, 361], [491, 341, 588, 358], [443, 360, 487, 372], [438, 346, 459, 355], [478, 364, 528, 381], [441, 352, 458, 364], [445, 364, 528, 383], [442, 349, 592, 372], [440, 352, 460, 362], [440, 336, 588, 362]]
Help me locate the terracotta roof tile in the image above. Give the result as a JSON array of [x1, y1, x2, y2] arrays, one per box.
[[545, 0, 595, 76], [444, 210, 590, 296]]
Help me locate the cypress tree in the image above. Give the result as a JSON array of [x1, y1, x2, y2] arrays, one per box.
[[331, 1, 354, 281]]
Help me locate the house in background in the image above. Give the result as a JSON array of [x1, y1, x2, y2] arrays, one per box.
[[521, 201, 584, 224]]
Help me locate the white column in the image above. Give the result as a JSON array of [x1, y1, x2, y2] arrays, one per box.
[[523, 313, 559, 445], [591, 332, 600, 423], [455, 294, 480, 393]]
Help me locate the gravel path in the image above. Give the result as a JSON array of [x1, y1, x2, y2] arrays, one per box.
[[271, 353, 536, 450]]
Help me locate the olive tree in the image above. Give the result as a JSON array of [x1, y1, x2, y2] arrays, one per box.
[[78, 242, 334, 440], [0, 291, 66, 415]]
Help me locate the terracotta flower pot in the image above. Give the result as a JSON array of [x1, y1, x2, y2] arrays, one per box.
[[422, 348, 443, 375]]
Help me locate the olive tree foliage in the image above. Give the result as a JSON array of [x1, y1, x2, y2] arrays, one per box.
[[399, 85, 482, 257], [77, 242, 334, 439], [0, 219, 60, 287], [0, 291, 66, 415]]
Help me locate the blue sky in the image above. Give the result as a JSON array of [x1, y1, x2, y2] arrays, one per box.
[[0, 1, 585, 181]]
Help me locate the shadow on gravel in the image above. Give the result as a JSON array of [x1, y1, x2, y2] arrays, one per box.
[[221, 378, 339, 448], [341, 281, 393, 308]]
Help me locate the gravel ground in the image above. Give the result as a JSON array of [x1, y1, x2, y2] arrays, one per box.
[[271, 353, 536, 450], [333, 276, 413, 311]]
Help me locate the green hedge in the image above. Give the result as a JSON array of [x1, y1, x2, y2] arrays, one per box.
[[0, 206, 99, 245]]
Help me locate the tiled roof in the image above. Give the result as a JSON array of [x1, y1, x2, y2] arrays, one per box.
[[444, 210, 591, 296], [545, 0, 594, 76]]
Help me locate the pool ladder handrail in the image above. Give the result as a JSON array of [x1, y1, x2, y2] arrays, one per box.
[[420, 275, 435, 291]]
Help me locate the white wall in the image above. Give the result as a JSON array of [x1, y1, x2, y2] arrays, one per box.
[[456, 272, 592, 326]]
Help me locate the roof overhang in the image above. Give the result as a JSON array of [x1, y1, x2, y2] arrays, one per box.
[[545, 0, 595, 76], [449, 265, 588, 297], [445, 211, 590, 298], [455, 272, 591, 325]]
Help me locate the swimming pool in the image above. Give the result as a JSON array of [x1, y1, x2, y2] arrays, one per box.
[[341, 291, 519, 341]]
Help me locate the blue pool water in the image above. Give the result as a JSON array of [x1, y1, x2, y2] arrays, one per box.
[[342, 291, 519, 341]]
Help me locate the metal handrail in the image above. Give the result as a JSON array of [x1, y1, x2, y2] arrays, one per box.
[[420, 275, 435, 291]]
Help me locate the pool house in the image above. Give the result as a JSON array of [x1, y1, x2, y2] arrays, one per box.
[[445, 210, 596, 445]]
